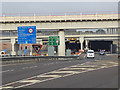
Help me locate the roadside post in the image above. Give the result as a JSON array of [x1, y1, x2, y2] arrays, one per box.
[[66, 49, 71, 56], [48, 46, 54, 56]]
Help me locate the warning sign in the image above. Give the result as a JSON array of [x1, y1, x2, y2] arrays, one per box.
[[32, 44, 42, 53]]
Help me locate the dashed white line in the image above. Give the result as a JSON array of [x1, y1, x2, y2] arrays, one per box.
[[22, 66, 38, 69], [0, 69, 14, 73]]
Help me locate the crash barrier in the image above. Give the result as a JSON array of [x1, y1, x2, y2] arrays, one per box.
[[0, 55, 84, 65]]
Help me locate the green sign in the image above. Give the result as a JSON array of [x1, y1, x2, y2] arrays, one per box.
[[49, 36, 60, 46]]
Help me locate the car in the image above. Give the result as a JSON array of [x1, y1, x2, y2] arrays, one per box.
[[100, 50, 105, 55], [87, 50, 95, 58]]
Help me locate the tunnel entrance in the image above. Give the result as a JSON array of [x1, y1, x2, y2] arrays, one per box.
[[89, 40, 113, 52], [65, 40, 85, 52]]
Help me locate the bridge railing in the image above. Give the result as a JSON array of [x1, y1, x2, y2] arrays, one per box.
[[1, 32, 118, 37], [1, 13, 118, 22]]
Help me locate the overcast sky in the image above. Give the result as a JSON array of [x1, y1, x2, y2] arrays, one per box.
[[2, 2, 118, 16]]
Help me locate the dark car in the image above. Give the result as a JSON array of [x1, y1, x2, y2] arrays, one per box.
[[100, 50, 105, 55]]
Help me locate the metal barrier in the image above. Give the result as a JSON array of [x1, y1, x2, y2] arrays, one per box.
[[1, 56, 81, 65]]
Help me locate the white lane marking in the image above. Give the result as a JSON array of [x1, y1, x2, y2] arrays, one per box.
[[22, 67, 28, 69], [38, 75, 61, 78], [108, 62, 118, 64], [51, 71, 79, 74], [2, 65, 117, 89], [1, 62, 91, 89], [0, 69, 14, 73], [2, 86, 13, 89], [20, 80, 40, 83], [1, 60, 118, 89], [63, 67, 84, 70], [70, 65, 98, 68], [22, 66, 38, 69], [29, 66, 38, 69], [14, 66, 118, 89]]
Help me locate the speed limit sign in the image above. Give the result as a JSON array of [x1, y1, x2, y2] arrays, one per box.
[[28, 28, 33, 33]]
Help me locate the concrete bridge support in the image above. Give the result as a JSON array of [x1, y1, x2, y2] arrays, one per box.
[[58, 29, 65, 56], [113, 40, 118, 53], [79, 37, 84, 51], [85, 40, 89, 50], [37, 39, 43, 45], [11, 38, 16, 55]]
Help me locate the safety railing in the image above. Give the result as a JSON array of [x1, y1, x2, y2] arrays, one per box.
[[1, 32, 118, 37], [1, 13, 118, 22]]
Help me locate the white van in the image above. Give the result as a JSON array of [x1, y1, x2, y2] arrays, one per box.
[[87, 50, 94, 58]]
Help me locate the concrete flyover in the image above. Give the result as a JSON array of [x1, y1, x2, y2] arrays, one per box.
[[0, 13, 119, 30], [0, 34, 118, 40], [0, 13, 119, 56]]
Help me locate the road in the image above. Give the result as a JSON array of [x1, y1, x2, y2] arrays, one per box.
[[1, 54, 118, 89]]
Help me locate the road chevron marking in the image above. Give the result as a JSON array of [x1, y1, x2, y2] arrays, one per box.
[[70, 65, 98, 67], [50, 71, 79, 74], [1, 60, 118, 89], [2, 86, 13, 89], [20, 80, 40, 83], [38, 75, 61, 78]]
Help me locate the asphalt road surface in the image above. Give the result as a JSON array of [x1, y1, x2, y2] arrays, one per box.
[[1, 54, 118, 89]]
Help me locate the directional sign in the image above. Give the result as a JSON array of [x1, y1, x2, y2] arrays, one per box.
[[49, 36, 60, 46], [32, 45, 42, 53], [17, 26, 36, 44]]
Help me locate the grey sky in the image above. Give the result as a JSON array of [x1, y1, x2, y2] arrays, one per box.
[[2, 2, 118, 16], [1, 0, 120, 2]]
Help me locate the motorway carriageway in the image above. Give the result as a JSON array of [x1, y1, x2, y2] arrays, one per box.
[[1, 54, 118, 89]]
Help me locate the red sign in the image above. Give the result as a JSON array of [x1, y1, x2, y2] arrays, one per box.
[[32, 45, 42, 53], [56, 40, 59, 44], [28, 28, 33, 34]]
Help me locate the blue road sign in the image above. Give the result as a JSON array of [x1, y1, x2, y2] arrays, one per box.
[[17, 26, 36, 44]]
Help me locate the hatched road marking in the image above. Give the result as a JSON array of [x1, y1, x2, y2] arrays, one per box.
[[1, 60, 118, 89], [39, 75, 61, 78], [20, 80, 40, 83], [50, 71, 79, 74]]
